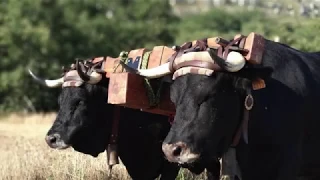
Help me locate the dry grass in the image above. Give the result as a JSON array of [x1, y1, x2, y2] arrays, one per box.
[[0, 113, 205, 180]]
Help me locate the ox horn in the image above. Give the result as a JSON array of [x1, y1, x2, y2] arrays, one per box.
[[120, 61, 171, 79], [76, 60, 102, 84], [208, 49, 246, 72], [225, 51, 246, 72], [120, 50, 246, 78], [76, 60, 90, 81], [86, 71, 102, 84], [28, 69, 64, 88]]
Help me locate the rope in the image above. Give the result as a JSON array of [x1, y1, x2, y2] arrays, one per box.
[[114, 50, 164, 107], [113, 51, 128, 73], [140, 51, 164, 107], [155, 78, 164, 105], [141, 51, 157, 106], [141, 51, 165, 107]]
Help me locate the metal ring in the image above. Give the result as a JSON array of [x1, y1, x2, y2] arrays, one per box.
[[245, 94, 254, 110]]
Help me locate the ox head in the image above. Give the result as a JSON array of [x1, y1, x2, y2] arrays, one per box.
[[29, 59, 113, 157], [122, 43, 273, 165]]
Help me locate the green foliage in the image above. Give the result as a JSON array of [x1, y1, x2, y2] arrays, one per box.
[[175, 9, 274, 44], [1, 1, 320, 112], [0, 0, 178, 112], [175, 8, 320, 52], [272, 20, 320, 52]]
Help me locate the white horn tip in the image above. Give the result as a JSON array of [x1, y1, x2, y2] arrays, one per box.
[[28, 69, 35, 76], [28, 68, 64, 88], [28, 69, 41, 80], [226, 51, 246, 72]]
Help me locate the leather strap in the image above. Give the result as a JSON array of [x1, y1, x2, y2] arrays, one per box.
[[169, 40, 213, 72], [217, 36, 245, 59], [63, 76, 84, 82], [169, 37, 248, 74], [175, 60, 222, 71], [231, 109, 249, 147], [169, 42, 193, 72], [231, 93, 253, 147]]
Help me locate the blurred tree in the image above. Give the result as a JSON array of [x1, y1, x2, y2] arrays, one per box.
[[175, 9, 276, 44], [1, 0, 319, 113], [174, 8, 320, 53], [0, 0, 179, 112], [274, 20, 320, 52]]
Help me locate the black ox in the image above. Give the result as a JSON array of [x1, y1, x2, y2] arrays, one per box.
[[127, 36, 320, 180], [29, 59, 221, 180]]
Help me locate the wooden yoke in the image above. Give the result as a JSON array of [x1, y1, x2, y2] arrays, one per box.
[[233, 32, 265, 65], [101, 32, 265, 117], [106, 46, 176, 116]]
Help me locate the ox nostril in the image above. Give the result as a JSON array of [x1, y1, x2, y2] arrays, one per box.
[[163, 142, 199, 164], [48, 136, 57, 144], [162, 142, 187, 161], [45, 134, 60, 146], [45, 133, 69, 149], [172, 145, 182, 156]]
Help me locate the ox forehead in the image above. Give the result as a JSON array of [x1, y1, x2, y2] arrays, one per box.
[[62, 70, 85, 87], [28, 60, 104, 88]]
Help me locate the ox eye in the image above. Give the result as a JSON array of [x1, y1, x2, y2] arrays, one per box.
[[72, 100, 83, 107], [78, 100, 84, 106]]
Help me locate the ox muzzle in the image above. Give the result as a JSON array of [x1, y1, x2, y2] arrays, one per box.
[[45, 133, 70, 150], [162, 142, 200, 164]]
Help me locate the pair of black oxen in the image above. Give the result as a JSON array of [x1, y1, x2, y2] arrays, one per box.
[[29, 35, 320, 180]]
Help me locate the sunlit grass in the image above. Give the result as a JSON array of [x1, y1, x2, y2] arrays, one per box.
[[0, 113, 206, 180]]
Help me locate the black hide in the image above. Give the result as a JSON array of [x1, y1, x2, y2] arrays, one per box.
[[46, 76, 222, 180], [164, 39, 320, 180], [46, 79, 180, 180]]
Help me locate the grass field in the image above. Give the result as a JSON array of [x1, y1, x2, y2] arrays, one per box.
[[0, 113, 205, 180]]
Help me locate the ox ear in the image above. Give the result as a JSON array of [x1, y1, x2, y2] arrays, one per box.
[[236, 64, 273, 81], [233, 65, 273, 91]]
